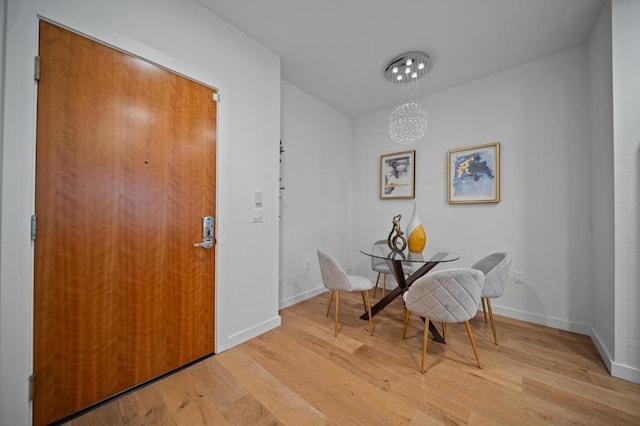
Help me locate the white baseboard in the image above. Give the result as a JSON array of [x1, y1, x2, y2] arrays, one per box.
[[279, 286, 327, 310], [220, 315, 281, 352], [592, 328, 640, 383], [488, 305, 592, 335], [590, 327, 613, 373], [610, 360, 640, 384]]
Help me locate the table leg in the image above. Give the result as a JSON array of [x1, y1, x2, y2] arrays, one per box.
[[359, 259, 446, 343], [428, 320, 445, 344]]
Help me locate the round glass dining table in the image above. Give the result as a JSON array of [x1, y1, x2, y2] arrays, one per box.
[[360, 242, 460, 264], [359, 241, 460, 343]]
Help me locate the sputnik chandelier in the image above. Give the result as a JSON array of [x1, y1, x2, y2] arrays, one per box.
[[384, 51, 432, 144]]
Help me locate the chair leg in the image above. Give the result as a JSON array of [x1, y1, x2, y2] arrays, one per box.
[[382, 273, 387, 297], [334, 291, 340, 337], [442, 322, 447, 339], [421, 317, 430, 373], [402, 309, 411, 339], [373, 272, 381, 298], [464, 320, 481, 369], [363, 290, 374, 336], [326, 290, 335, 317], [487, 298, 498, 345], [481, 297, 488, 323]]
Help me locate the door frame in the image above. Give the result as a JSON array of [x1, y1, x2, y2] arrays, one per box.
[[0, 14, 228, 424]]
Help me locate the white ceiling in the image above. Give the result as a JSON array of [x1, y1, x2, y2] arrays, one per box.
[[195, 0, 604, 118]]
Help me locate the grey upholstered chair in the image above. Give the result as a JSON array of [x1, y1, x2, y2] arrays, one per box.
[[471, 252, 512, 345], [317, 249, 374, 337], [402, 268, 485, 373], [371, 240, 415, 298], [371, 255, 391, 297]]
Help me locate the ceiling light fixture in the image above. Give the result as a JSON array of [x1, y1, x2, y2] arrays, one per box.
[[384, 51, 432, 145]]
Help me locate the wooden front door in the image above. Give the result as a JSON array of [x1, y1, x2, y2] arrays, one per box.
[[33, 21, 216, 425]]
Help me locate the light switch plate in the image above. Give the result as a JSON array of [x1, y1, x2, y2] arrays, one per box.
[[252, 209, 264, 223], [254, 190, 263, 207]]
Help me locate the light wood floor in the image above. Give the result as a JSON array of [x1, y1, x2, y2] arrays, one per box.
[[66, 291, 640, 425]]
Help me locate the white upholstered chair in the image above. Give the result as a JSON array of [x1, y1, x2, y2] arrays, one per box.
[[471, 252, 511, 345], [317, 249, 374, 337], [371, 254, 392, 298], [402, 268, 485, 373]]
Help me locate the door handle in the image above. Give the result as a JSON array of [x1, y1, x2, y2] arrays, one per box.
[[193, 216, 214, 249], [193, 240, 213, 249]]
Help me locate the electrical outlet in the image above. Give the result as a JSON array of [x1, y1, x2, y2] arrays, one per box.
[[514, 271, 524, 284], [305, 260, 311, 271]]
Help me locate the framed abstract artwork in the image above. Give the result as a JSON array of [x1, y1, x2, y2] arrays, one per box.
[[447, 142, 500, 204], [380, 150, 415, 199]]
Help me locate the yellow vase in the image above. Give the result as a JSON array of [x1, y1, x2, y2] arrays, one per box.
[[406, 201, 427, 253]]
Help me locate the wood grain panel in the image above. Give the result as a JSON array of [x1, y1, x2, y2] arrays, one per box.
[[65, 293, 640, 425], [34, 20, 216, 425]]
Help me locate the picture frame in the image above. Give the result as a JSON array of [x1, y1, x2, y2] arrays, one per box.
[[380, 150, 415, 199], [447, 142, 500, 204]]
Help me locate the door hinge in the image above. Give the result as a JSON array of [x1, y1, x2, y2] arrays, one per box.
[[34, 56, 40, 81], [28, 374, 36, 401], [31, 214, 36, 241], [213, 92, 219, 102]]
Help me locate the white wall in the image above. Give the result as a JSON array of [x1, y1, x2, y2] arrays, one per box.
[[279, 81, 354, 308], [0, 0, 5, 287], [0, 3, 5, 404], [352, 46, 593, 333], [588, 0, 616, 370], [0, 0, 281, 424], [611, 0, 640, 383]]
